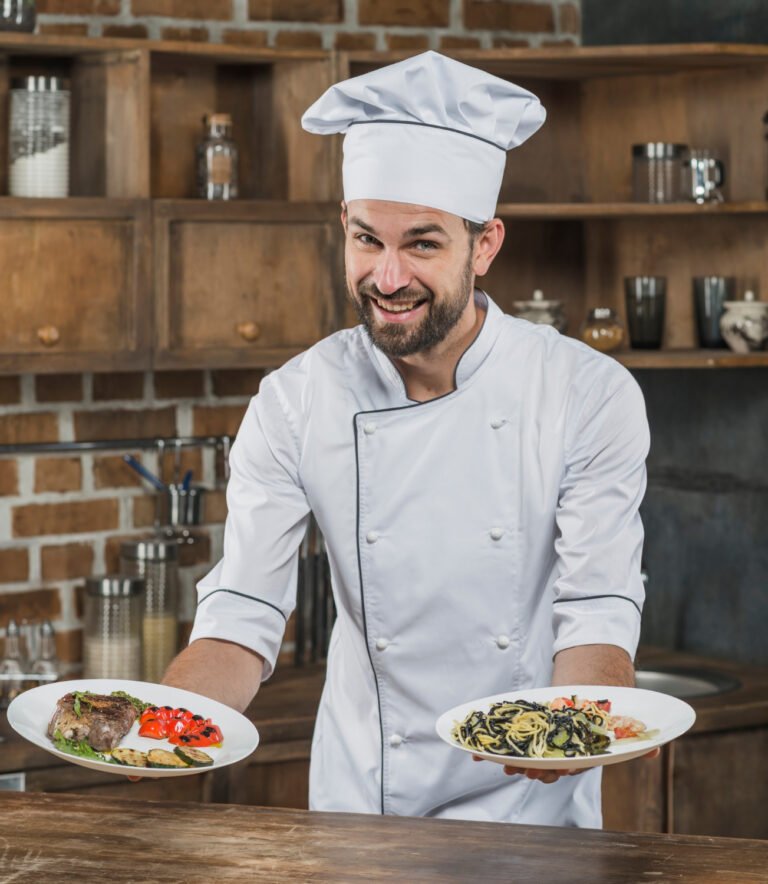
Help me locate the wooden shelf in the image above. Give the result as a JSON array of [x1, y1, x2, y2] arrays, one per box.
[[614, 349, 768, 369], [495, 202, 768, 219]]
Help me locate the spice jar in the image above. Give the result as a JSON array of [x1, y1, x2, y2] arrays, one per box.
[[196, 113, 238, 200], [83, 577, 144, 680], [120, 540, 179, 683], [9, 75, 70, 197], [512, 289, 567, 333], [580, 307, 625, 353]]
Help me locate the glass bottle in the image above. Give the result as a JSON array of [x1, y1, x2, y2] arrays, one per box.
[[0, 619, 24, 708], [580, 307, 625, 353], [196, 113, 238, 200], [30, 620, 59, 686], [9, 75, 70, 197]]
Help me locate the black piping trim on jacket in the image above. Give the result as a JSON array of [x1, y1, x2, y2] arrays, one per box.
[[197, 588, 288, 622], [348, 118, 504, 152], [553, 594, 642, 617], [353, 294, 491, 815]]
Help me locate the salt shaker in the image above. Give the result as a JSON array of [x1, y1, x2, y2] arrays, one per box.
[[31, 620, 59, 685], [9, 75, 70, 197], [83, 577, 145, 680]]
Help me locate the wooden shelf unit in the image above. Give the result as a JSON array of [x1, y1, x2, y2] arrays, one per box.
[[1, 37, 767, 372]]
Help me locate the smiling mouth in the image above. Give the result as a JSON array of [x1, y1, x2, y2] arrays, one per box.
[[369, 295, 429, 314]]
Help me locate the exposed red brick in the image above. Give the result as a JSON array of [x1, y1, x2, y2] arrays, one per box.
[[334, 32, 377, 50], [249, 0, 342, 22], [102, 24, 149, 38], [222, 29, 269, 47], [154, 371, 205, 399], [0, 414, 58, 445], [34, 457, 82, 494], [192, 405, 246, 437], [38, 23, 90, 35], [55, 628, 83, 665], [93, 454, 143, 489], [41, 543, 95, 582], [0, 377, 20, 405], [92, 372, 144, 401], [37, 0, 118, 12], [0, 588, 61, 624], [440, 35, 482, 48], [464, 0, 555, 32], [35, 374, 83, 403], [386, 34, 430, 50], [160, 448, 204, 485], [161, 26, 209, 42], [0, 460, 18, 496], [74, 407, 176, 442], [559, 2, 580, 35], [12, 499, 120, 538], [133, 495, 158, 529], [274, 30, 323, 48], [204, 489, 228, 524], [492, 37, 532, 47], [360, 0, 449, 27], [0, 548, 29, 583], [210, 369, 264, 398], [132, 0, 231, 17]]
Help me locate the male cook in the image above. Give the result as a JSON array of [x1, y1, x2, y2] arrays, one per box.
[[163, 52, 651, 828]]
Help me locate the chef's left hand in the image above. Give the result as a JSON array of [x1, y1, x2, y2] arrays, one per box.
[[472, 747, 660, 784]]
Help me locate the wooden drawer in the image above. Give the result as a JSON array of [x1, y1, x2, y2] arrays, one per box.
[[0, 199, 151, 373], [153, 201, 344, 369]]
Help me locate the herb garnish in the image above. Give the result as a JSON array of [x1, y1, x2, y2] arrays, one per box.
[[52, 730, 117, 764], [110, 690, 152, 715], [72, 691, 94, 718]]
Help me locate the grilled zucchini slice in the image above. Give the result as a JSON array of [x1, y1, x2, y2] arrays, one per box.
[[173, 746, 214, 767], [111, 748, 148, 767], [147, 748, 189, 769]]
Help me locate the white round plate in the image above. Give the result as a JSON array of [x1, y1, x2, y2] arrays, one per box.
[[7, 679, 260, 778], [436, 684, 695, 770]]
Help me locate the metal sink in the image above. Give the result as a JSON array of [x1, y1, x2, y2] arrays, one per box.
[[635, 667, 741, 699]]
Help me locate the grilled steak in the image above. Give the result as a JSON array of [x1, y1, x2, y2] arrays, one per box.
[[47, 692, 136, 751]]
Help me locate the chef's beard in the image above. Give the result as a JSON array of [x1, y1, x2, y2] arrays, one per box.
[[349, 256, 474, 358]]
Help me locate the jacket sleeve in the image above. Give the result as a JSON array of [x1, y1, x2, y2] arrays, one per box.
[[188, 373, 311, 680], [552, 366, 650, 661]]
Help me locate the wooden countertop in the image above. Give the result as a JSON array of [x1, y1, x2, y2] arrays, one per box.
[[2, 791, 767, 882]]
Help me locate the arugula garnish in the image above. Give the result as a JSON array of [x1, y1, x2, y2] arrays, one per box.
[[72, 691, 94, 718], [110, 690, 152, 715], [52, 730, 117, 764]]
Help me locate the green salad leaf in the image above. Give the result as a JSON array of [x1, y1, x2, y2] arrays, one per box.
[[71, 691, 94, 718], [51, 730, 117, 764]]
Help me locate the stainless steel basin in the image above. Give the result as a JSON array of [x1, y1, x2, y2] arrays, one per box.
[[635, 667, 740, 699]]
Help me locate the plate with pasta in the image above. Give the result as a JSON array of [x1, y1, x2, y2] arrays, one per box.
[[436, 685, 696, 770]]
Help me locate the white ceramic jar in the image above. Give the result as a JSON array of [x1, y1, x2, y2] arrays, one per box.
[[719, 300, 768, 354]]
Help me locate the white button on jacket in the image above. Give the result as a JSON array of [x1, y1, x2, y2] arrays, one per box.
[[190, 292, 649, 828]]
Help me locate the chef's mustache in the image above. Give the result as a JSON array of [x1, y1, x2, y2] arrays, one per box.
[[358, 280, 433, 302]]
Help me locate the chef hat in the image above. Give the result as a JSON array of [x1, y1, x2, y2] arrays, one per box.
[[301, 50, 546, 223]]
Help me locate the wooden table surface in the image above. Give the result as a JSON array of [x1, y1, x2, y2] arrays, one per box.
[[2, 791, 767, 883]]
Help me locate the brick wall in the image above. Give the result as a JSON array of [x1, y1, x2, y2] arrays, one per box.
[[35, 0, 581, 50], [0, 369, 264, 672]]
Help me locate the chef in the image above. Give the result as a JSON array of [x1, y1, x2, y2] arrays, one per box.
[[164, 51, 651, 828]]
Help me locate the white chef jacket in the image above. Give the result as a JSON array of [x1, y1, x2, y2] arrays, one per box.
[[190, 290, 650, 828]]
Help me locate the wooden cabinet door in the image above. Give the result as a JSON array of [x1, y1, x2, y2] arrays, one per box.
[[154, 201, 344, 370], [0, 199, 151, 373]]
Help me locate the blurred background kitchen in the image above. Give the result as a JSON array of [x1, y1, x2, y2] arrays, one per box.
[[0, 0, 766, 839]]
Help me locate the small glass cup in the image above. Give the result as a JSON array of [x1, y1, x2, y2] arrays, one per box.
[[624, 277, 666, 349], [693, 277, 735, 348]]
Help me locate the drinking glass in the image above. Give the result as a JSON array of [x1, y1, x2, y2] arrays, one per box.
[[624, 277, 666, 349]]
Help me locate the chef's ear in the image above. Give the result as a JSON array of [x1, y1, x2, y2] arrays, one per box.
[[340, 201, 348, 231], [472, 218, 505, 277]]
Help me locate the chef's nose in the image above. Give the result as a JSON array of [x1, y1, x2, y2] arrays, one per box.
[[371, 249, 412, 295]]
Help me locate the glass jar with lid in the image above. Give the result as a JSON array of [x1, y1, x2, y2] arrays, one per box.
[[83, 576, 144, 680], [196, 112, 238, 200], [9, 75, 70, 197], [512, 289, 567, 333], [580, 307, 625, 353]]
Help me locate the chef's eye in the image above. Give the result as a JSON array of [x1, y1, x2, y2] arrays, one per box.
[[355, 233, 380, 247], [413, 240, 439, 252]]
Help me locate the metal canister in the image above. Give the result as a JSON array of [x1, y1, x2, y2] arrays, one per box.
[[83, 577, 144, 680], [120, 540, 179, 683]]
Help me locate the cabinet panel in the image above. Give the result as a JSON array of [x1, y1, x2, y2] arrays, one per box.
[[0, 201, 151, 373], [602, 749, 667, 833], [154, 203, 343, 369]]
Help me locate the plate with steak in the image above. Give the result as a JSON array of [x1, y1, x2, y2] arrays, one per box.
[[8, 678, 260, 778]]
